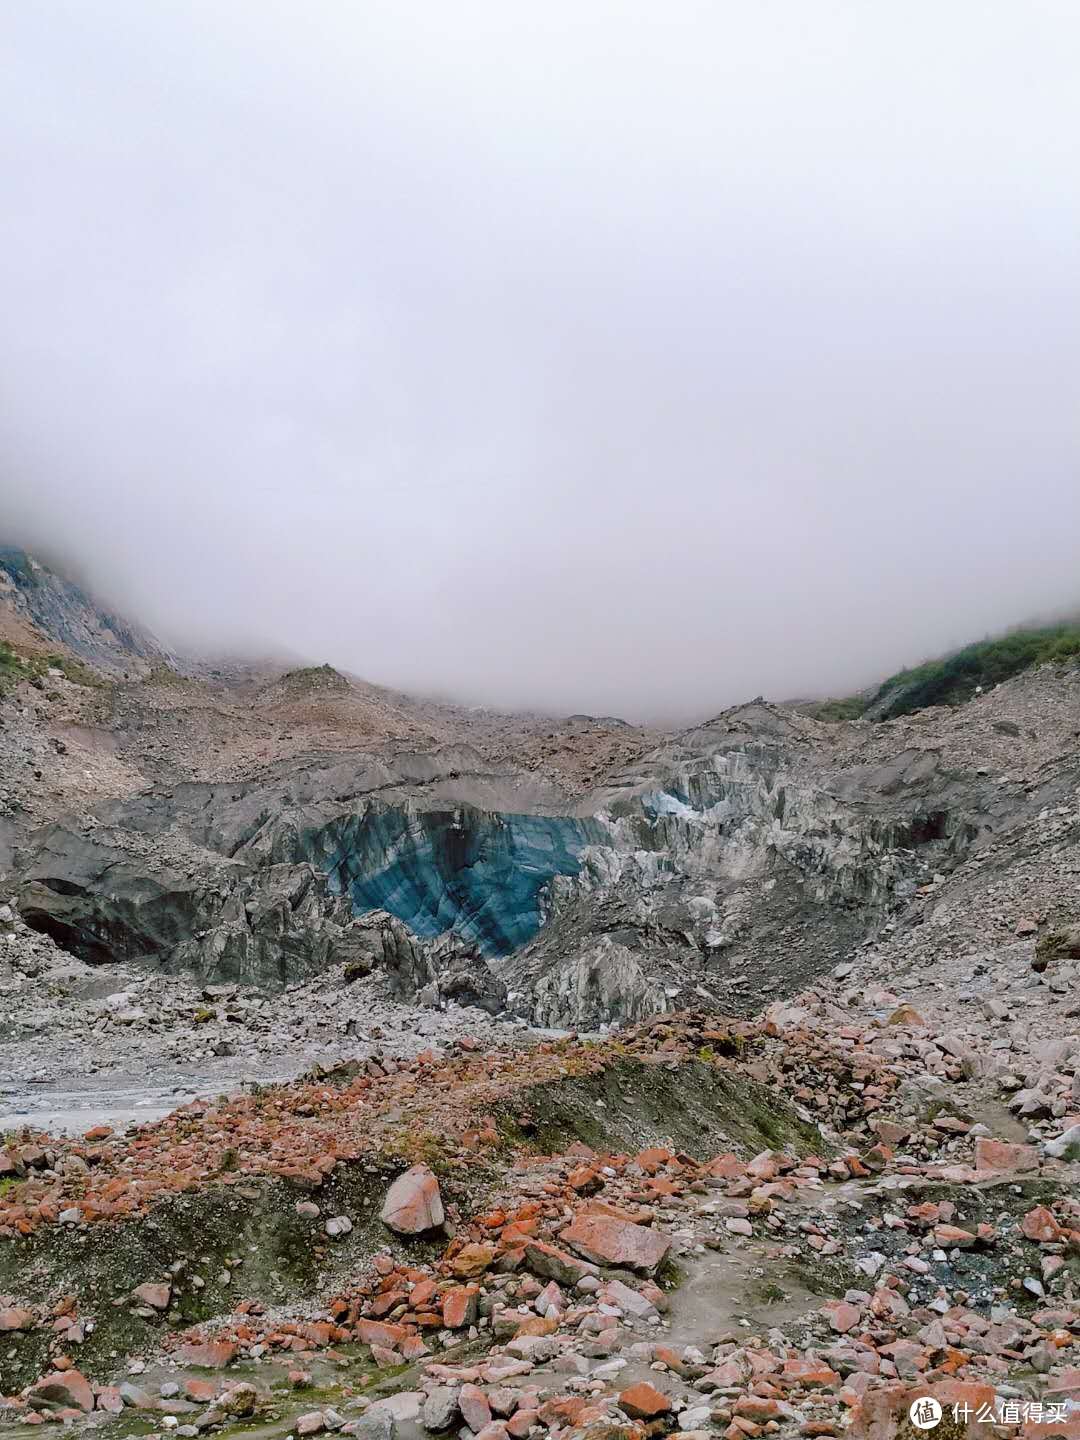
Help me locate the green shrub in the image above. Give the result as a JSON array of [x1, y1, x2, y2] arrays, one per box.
[[874, 622, 1080, 717]]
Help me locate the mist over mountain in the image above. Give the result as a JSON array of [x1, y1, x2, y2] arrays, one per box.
[[5, 2, 1080, 720]]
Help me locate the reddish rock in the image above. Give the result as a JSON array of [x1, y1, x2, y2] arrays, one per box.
[[933, 1224, 978, 1249], [442, 1285, 479, 1328], [1022, 1205, 1063, 1243], [184, 1379, 218, 1402], [847, 1379, 996, 1440], [460, 1383, 493, 1431], [506, 1409, 539, 1437], [561, 1213, 671, 1275], [825, 1300, 861, 1334], [409, 1278, 438, 1309], [523, 1239, 597, 1286], [356, 1318, 407, 1348], [473, 1425, 509, 1440], [887, 1004, 926, 1027], [701, 1360, 748, 1388], [29, 1371, 94, 1413], [870, 1119, 911, 1146], [974, 1137, 1037, 1174], [399, 1334, 429, 1362], [736, 1398, 781, 1420], [781, 1357, 840, 1388], [0, 1307, 34, 1332], [451, 1242, 496, 1278], [635, 1147, 673, 1174], [83, 1126, 112, 1142], [131, 1282, 171, 1310], [654, 1344, 690, 1375], [173, 1340, 237, 1369], [705, 1153, 744, 1178], [618, 1383, 671, 1420], [379, 1163, 444, 1235]]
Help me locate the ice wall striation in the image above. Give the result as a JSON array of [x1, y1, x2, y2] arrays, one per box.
[[308, 807, 605, 956]]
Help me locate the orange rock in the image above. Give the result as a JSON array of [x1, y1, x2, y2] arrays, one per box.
[[513, 1315, 558, 1338], [561, 1213, 671, 1275], [566, 1165, 601, 1191], [735, 1397, 781, 1420], [506, 1408, 539, 1437], [441, 1286, 479, 1329], [1022, 1205, 1063, 1243], [847, 1379, 996, 1440], [781, 1358, 840, 1390], [705, 1153, 744, 1179], [635, 1148, 673, 1175], [933, 1225, 978, 1249], [451, 1242, 496, 1278], [28, 1371, 94, 1414], [356, 1318, 407, 1348], [654, 1345, 690, 1375], [409, 1278, 437, 1309], [618, 1383, 671, 1420], [973, 1138, 1037, 1174], [172, 1340, 237, 1369]]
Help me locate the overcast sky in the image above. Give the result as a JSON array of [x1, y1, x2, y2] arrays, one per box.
[[3, 2, 1079, 720]]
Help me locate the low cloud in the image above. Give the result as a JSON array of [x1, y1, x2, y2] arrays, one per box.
[[4, 2, 1079, 721]]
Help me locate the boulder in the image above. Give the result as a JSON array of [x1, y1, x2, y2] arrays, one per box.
[[29, 1371, 94, 1413], [561, 1213, 671, 1276], [618, 1383, 671, 1420], [421, 1387, 460, 1432], [173, 1340, 237, 1369], [974, 1137, 1038, 1173], [380, 1164, 444, 1235]]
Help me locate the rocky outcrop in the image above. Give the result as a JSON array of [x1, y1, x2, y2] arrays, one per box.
[[0, 548, 172, 677]]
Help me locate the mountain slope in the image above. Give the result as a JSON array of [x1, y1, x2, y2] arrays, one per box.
[[0, 547, 173, 677]]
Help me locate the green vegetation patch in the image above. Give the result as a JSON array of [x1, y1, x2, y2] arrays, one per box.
[[874, 622, 1080, 716], [0, 641, 104, 694], [811, 621, 1080, 724]]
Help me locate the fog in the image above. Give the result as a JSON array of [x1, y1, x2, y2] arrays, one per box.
[[3, 2, 1079, 721]]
